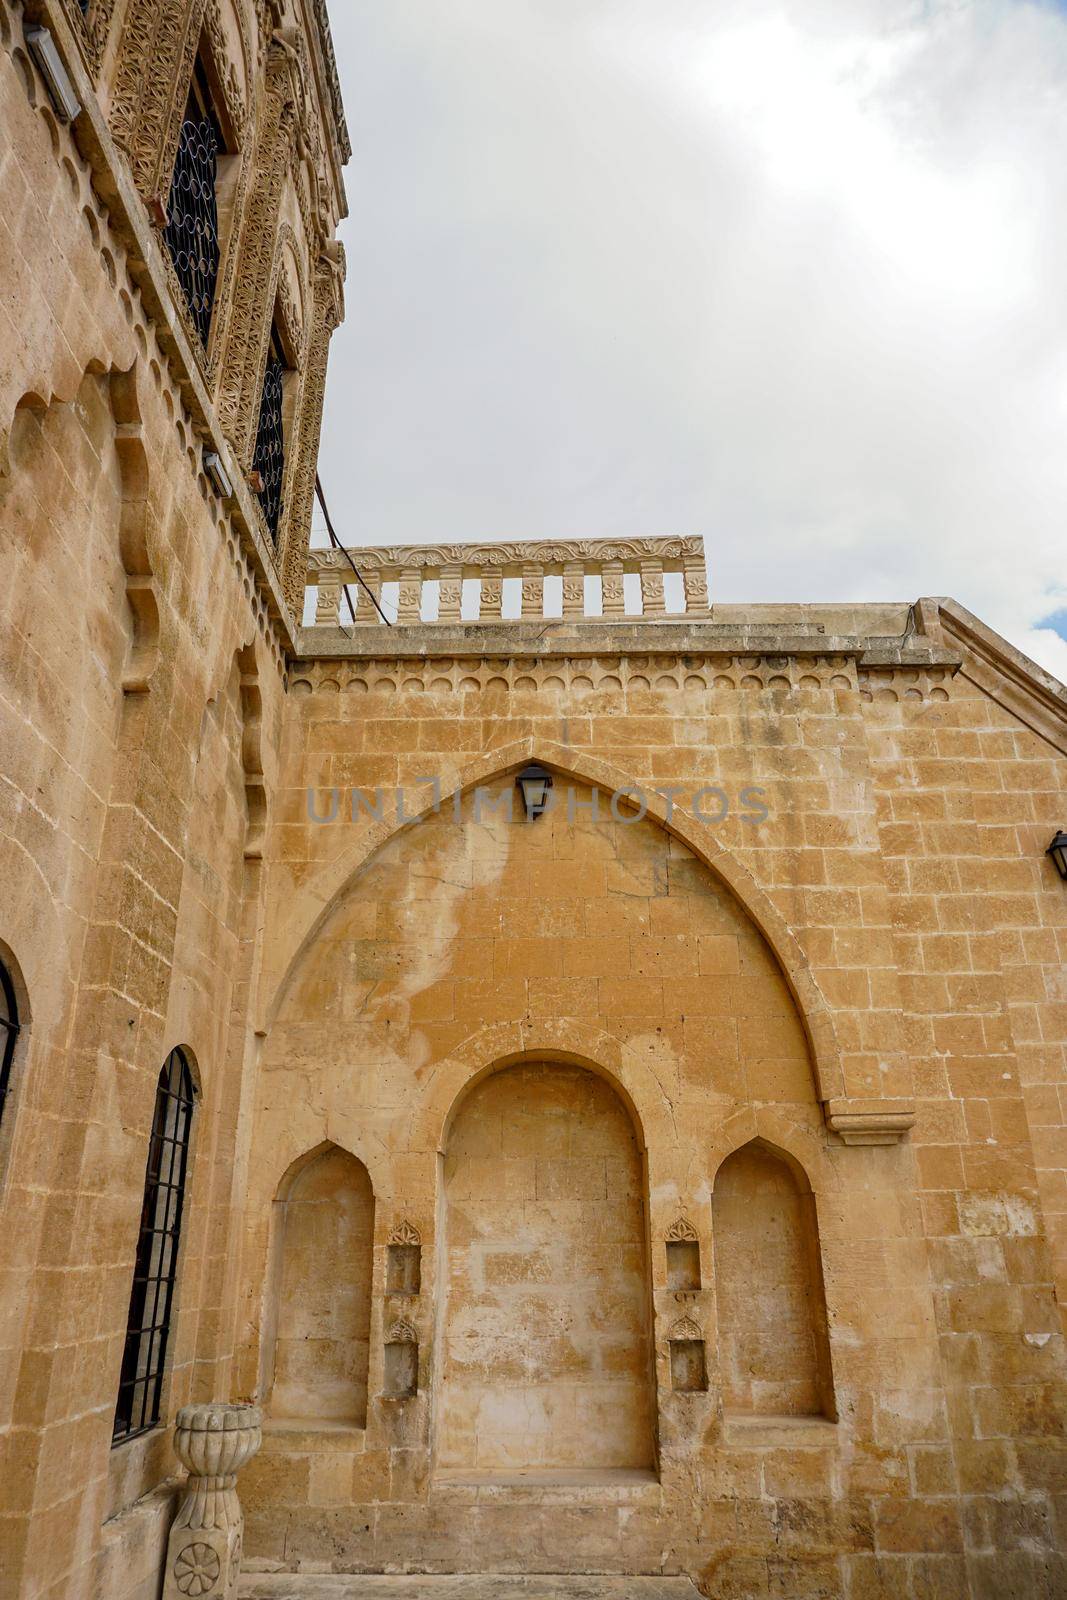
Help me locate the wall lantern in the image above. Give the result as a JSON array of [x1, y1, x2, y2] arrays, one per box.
[[25, 27, 81, 122], [516, 763, 553, 821], [1048, 831, 1067, 881]]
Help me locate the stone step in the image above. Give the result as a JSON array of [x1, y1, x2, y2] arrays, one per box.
[[240, 1578, 702, 1599]]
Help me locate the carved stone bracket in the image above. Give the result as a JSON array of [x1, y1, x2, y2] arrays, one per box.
[[824, 1101, 916, 1147], [164, 1403, 262, 1600]]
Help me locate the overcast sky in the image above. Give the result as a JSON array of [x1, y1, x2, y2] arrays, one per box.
[[318, 0, 1067, 679]]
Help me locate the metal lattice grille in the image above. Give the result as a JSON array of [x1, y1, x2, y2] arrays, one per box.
[[252, 348, 286, 540], [113, 1049, 196, 1445], [163, 114, 221, 346], [0, 961, 19, 1127]]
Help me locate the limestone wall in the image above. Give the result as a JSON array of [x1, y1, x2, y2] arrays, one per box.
[[233, 641, 1067, 1596], [0, 1, 347, 1594]]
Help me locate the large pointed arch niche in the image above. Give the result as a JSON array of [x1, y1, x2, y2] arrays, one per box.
[[261, 742, 849, 1117], [263, 767, 823, 1122], [435, 1059, 656, 1477]]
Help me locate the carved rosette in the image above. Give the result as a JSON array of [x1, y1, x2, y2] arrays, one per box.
[[164, 1404, 262, 1600]]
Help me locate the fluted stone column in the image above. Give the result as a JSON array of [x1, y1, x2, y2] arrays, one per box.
[[164, 1404, 262, 1600]]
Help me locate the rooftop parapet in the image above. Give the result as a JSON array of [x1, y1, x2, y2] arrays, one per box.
[[307, 535, 711, 627]]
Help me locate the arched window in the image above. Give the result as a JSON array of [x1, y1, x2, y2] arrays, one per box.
[[113, 1048, 196, 1444], [162, 45, 235, 346], [0, 958, 19, 1123]]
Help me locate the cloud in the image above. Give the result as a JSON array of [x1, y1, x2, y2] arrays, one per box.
[[320, 1, 1067, 681]]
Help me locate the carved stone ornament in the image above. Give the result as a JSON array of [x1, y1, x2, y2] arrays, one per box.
[[389, 1220, 422, 1247], [668, 1314, 703, 1342], [314, 0, 350, 157], [311, 535, 704, 575], [387, 1318, 418, 1345], [665, 1217, 699, 1243], [64, 0, 121, 71], [163, 1403, 262, 1600]]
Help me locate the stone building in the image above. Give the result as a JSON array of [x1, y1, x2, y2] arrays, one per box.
[[2, 6, 1067, 1600], [0, 0, 348, 1595]]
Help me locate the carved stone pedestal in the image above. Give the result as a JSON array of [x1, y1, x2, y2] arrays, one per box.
[[164, 1403, 262, 1600]]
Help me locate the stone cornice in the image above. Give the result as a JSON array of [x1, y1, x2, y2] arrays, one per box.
[[295, 617, 962, 666], [929, 598, 1067, 758]]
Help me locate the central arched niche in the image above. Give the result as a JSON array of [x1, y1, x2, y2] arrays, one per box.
[[436, 1060, 655, 1474]]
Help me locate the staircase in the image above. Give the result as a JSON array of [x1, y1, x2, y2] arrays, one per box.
[[240, 1578, 703, 1598]]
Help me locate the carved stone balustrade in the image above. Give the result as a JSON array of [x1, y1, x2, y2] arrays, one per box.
[[307, 536, 710, 627], [163, 1403, 262, 1600]]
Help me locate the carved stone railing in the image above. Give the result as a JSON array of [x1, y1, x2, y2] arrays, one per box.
[[306, 536, 710, 627]]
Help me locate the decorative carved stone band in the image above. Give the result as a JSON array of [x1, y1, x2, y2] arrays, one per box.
[[308, 535, 711, 627], [164, 1403, 262, 1600]]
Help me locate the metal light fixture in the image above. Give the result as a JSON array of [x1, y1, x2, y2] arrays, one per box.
[[516, 763, 553, 821], [203, 450, 233, 500], [1048, 831, 1067, 882], [25, 27, 81, 122]]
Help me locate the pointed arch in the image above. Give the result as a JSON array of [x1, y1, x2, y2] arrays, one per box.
[[712, 1136, 836, 1421], [263, 1139, 375, 1426], [259, 738, 844, 1103], [436, 1055, 656, 1472]]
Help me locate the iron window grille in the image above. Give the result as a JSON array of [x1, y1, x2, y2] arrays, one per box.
[[163, 57, 225, 347], [112, 1047, 196, 1445], [252, 330, 287, 541], [0, 960, 19, 1127]]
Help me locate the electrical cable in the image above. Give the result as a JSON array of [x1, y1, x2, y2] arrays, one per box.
[[314, 474, 394, 627]]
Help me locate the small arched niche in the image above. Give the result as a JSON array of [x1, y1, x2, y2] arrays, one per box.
[[267, 1143, 375, 1427], [713, 1140, 834, 1419]]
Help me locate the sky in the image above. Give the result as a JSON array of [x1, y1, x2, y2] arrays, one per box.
[[318, 0, 1067, 679]]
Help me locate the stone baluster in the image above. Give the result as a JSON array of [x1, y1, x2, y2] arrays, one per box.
[[164, 1403, 262, 1600], [520, 561, 542, 618], [640, 558, 666, 616], [314, 572, 341, 626], [361, 572, 386, 624], [601, 560, 625, 619], [397, 565, 422, 624], [562, 561, 585, 620], [480, 566, 503, 620], [683, 549, 710, 615], [437, 563, 463, 624]]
